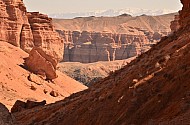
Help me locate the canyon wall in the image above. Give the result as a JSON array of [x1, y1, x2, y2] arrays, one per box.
[[179, 0, 190, 28], [54, 14, 175, 63], [57, 30, 167, 63], [0, 0, 63, 60]]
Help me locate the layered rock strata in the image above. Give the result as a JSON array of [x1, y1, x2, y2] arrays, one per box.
[[57, 30, 159, 63], [0, 0, 63, 61], [27, 12, 64, 60]]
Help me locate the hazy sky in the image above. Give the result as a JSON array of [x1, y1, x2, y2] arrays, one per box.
[[24, 0, 182, 14]]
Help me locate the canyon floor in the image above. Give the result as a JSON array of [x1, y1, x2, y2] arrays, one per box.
[[58, 57, 135, 86]]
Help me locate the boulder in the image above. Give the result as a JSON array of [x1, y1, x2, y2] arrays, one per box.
[[50, 90, 59, 97], [24, 47, 58, 80]]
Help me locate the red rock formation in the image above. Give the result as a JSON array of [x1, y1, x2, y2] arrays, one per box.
[[57, 30, 151, 63], [12, 1, 190, 125], [0, 0, 64, 61], [179, 0, 190, 28], [27, 12, 64, 60], [0, 0, 34, 51], [24, 47, 58, 80], [170, 15, 180, 33]]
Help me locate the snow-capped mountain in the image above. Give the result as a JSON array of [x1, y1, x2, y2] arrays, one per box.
[[49, 8, 176, 19]]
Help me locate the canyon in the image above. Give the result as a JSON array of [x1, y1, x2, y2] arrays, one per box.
[[8, 0, 190, 125], [0, 0, 189, 125], [54, 13, 176, 63]]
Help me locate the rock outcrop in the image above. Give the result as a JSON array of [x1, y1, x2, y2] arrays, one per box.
[[11, 100, 46, 113], [58, 30, 154, 63], [0, 103, 15, 125], [170, 15, 180, 33], [27, 12, 64, 60], [0, 0, 34, 51], [12, 1, 190, 125], [24, 47, 58, 80], [179, 0, 190, 28], [0, 0, 63, 60]]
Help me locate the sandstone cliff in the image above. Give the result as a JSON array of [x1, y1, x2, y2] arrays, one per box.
[[27, 12, 64, 60], [54, 13, 175, 63], [58, 30, 150, 63], [0, 0, 63, 61], [12, 1, 190, 124]]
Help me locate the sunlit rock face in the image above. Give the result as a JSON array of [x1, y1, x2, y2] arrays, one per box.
[[54, 14, 174, 63], [0, 0, 64, 61], [58, 30, 160, 63]]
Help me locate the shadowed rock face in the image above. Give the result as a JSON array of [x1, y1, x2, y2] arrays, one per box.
[[11, 100, 46, 113], [170, 15, 180, 33], [179, 0, 190, 28], [12, 1, 190, 125], [0, 103, 15, 125], [0, 0, 64, 61]]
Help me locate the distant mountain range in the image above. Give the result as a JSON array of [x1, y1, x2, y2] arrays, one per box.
[[49, 8, 176, 19]]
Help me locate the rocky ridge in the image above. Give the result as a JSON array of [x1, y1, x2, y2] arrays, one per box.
[[12, 0, 190, 124]]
